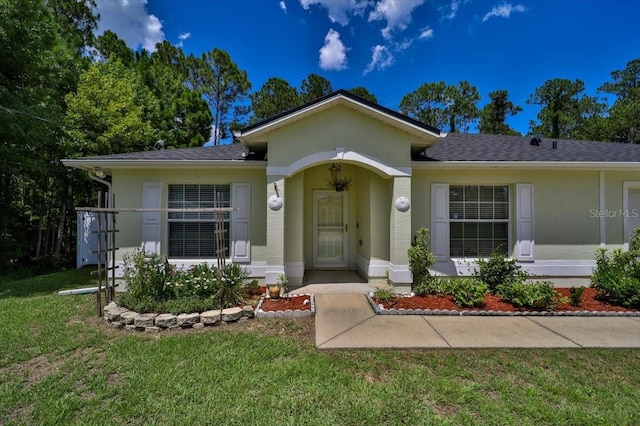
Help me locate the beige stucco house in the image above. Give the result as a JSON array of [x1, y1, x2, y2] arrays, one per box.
[[64, 90, 640, 288]]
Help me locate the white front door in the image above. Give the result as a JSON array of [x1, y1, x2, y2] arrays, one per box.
[[314, 191, 347, 268]]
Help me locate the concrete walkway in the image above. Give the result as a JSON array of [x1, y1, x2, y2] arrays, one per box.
[[312, 293, 640, 349]]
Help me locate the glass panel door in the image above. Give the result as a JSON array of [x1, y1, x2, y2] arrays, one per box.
[[314, 191, 346, 267]]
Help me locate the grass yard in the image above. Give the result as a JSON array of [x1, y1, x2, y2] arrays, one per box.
[[2, 269, 640, 425]]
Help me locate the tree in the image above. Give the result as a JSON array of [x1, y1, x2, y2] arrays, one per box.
[[527, 78, 604, 139], [139, 41, 212, 148], [600, 59, 640, 143], [46, 0, 99, 50], [188, 49, 251, 145], [250, 78, 301, 123], [479, 90, 522, 135], [1, 0, 101, 266], [95, 30, 135, 66], [348, 86, 378, 103], [399, 81, 449, 129], [64, 58, 160, 156], [400, 81, 480, 132], [300, 73, 333, 103], [446, 81, 480, 133]]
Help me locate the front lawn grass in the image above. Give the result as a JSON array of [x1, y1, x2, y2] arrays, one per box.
[[1, 269, 640, 425]]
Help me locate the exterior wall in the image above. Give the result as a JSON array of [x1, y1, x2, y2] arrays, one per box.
[[284, 172, 304, 284], [412, 167, 640, 279], [413, 169, 601, 259], [111, 168, 267, 275], [266, 105, 412, 170], [370, 174, 391, 265]]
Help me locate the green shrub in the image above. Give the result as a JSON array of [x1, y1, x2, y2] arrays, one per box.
[[497, 280, 562, 311], [161, 296, 218, 315], [413, 276, 454, 296], [122, 249, 174, 302], [167, 264, 219, 299], [476, 250, 527, 293], [569, 286, 586, 306], [116, 292, 159, 313], [408, 228, 436, 293], [629, 228, 640, 255], [451, 278, 488, 308], [121, 251, 253, 312], [373, 287, 396, 304], [215, 263, 250, 308], [591, 247, 640, 308]]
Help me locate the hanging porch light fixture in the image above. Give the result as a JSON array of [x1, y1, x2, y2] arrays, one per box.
[[326, 163, 352, 192]]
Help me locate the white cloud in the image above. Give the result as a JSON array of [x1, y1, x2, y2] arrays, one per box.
[[300, 0, 371, 26], [363, 45, 394, 75], [177, 32, 190, 47], [418, 26, 433, 40], [368, 0, 425, 39], [95, 0, 164, 51], [319, 29, 348, 71], [279, 1, 287, 13], [439, 0, 466, 20], [482, 3, 526, 22], [395, 38, 413, 51]]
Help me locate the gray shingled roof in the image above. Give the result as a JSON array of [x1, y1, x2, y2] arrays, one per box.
[[422, 133, 640, 162], [75, 143, 250, 161], [72, 133, 640, 163]]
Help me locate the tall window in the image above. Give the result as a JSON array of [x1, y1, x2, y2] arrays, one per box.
[[449, 185, 509, 257], [168, 184, 230, 259]]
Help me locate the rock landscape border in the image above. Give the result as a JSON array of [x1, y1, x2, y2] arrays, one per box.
[[366, 292, 640, 317], [255, 293, 316, 319], [102, 293, 316, 332], [103, 301, 256, 332]]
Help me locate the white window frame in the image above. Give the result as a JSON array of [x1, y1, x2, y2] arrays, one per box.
[[448, 185, 511, 259], [166, 183, 231, 261]]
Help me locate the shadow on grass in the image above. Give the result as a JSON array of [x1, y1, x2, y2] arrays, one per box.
[[0, 267, 97, 299]]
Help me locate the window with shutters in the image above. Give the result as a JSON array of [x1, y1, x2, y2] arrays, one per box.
[[167, 184, 230, 259], [449, 185, 509, 257]]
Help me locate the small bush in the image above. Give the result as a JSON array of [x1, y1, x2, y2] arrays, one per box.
[[123, 249, 174, 302], [117, 292, 159, 313], [373, 287, 396, 305], [451, 278, 488, 308], [413, 276, 454, 296], [161, 296, 218, 315], [167, 267, 218, 299], [569, 286, 586, 306], [215, 263, 250, 308], [591, 247, 640, 308], [120, 251, 252, 312], [497, 280, 562, 311], [629, 228, 640, 255], [476, 250, 527, 293], [408, 228, 436, 293]]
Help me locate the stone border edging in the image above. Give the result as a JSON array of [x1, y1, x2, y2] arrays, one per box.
[[255, 293, 315, 319], [366, 292, 640, 317], [103, 301, 255, 332]]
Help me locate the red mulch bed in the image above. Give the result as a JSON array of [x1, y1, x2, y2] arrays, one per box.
[[260, 295, 311, 312], [376, 287, 637, 313]]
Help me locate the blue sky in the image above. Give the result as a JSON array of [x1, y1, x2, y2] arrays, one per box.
[[95, 0, 639, 138]]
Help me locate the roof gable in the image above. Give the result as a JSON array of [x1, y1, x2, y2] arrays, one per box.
[[234, 89, 442, 146]]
